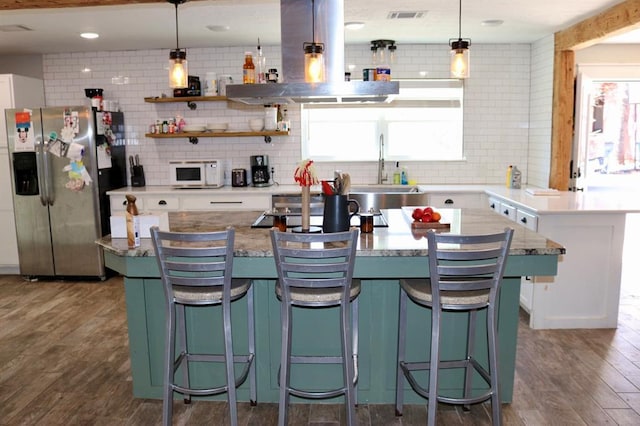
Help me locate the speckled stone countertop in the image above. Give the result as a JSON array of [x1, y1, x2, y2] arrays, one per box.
[[97, 208, 564, 258]]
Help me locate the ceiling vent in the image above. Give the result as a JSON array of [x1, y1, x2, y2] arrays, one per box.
[[387, 11, 426, 20], [0, 25, 33, 32]]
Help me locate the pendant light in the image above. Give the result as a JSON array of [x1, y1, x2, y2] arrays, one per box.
[[168, 0, 188, 89], [303, 0, 324, 83], [449, 0, 471, 79]]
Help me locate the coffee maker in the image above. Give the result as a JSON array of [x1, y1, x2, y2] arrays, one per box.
[[250, 155, 270, 187]]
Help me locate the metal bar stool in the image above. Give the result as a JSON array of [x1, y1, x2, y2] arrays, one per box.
[[395, 227, 514, 426], [270, 229, 360, 426], [150, 226, 256, 426]]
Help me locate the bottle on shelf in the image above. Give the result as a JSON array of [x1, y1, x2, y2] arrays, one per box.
[[256, 39, 266, 84], [243, 52, 256, 84]]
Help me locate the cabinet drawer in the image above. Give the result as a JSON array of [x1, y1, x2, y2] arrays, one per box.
[[487, 197, 501, 213], [516, 209, 538, 231], [181, 195, 270, 211], [143, 196, 180, 211], [110, 195, 145, 214], [499, 204, 517, 222], [429, 193, 485, 209]]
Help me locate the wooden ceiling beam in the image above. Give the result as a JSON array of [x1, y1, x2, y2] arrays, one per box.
[[555, 0, 640, 51], [0, 0, 205, 10]]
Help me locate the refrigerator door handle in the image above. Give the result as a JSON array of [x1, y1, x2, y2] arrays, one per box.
[[42, 136, 54, 206], [35, 136, 48, 206]]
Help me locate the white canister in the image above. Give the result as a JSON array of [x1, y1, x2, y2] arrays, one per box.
[[217, 75, 233, 96], [204, 72, 218, 96], [264, 106, 278, 131]]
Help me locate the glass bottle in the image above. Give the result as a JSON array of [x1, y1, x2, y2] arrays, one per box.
[[256, 40, 266, 84], [125, 194, 140, 249], [243, 52, 255, 84]]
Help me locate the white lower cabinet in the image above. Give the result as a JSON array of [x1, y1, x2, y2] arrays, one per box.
[[488, 194, 626, 329], [429, 192, 487, 209], [181, 194, 270, 211], [109, 192, 270, 215]]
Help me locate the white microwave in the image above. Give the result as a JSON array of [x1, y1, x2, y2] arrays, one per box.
[[169, 160, 224, 188]]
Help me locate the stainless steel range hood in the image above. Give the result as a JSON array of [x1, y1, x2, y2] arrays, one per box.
[[226, 0, 399, 104]]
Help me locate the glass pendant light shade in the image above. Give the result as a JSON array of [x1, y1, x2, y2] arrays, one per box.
[[450, 40, 470, 79], [169, 49, 188, 88], [304, 43, 325, 83], [168, 0, 187, 89], [449, 0, 471, 79]]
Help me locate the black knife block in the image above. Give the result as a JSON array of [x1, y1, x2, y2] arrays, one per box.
[[131, 165, 145, 187]]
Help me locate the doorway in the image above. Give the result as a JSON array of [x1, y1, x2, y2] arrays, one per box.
[[573, 64, 640, 308]]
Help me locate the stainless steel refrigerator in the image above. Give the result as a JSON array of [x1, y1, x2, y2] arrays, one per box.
[[5, 106, 127, 279]]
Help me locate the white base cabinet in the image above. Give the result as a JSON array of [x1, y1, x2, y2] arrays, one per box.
[[429, 192, 487, 209], [489, 194, 626, 329], [109, 191, 270, 216]]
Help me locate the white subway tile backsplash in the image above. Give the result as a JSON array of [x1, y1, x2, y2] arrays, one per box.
[[41, 42, 546, 186]]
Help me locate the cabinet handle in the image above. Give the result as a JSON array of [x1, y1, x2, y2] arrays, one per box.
[[503, 209, 509, 215], [444, 199, 453, 204], [521, 217, 527, 224], [209, 201, 243, 204], [490, 203, 495, 209], [158, 200, 167, 205]]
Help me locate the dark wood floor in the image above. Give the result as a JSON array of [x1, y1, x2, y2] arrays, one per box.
[[1, 274, 639, 425]]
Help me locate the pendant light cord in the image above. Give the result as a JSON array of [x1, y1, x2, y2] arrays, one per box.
[[174, 2, 180, 50], [458, 0, 462, 40], [311, 0, 315, 43]]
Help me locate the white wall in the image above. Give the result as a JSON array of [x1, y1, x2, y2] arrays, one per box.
[[0, 55, 44, 80], [527, 35, 554, 188], [42, 43, 533, 186]]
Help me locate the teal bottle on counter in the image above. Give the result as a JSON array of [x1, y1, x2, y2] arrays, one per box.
[[401, 166, 408, 185]]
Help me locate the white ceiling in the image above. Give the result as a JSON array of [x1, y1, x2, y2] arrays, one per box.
[[0, 0, 635, 56]]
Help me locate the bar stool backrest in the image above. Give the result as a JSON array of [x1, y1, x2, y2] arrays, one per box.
[[426, 227, 514, 310], [270, 229, 359, 308], [150, 226, 235, 306]]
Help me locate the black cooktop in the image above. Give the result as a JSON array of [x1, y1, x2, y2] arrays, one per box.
[[251, 212, 388, 229]]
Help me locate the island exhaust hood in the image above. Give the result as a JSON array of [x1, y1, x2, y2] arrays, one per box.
[[226, 0, 399, 104]]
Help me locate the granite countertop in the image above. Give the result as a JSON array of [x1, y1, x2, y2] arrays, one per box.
[[96, 208, 564, 258]]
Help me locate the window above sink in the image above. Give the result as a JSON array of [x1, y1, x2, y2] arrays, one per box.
[[301, 79, 464, 163]]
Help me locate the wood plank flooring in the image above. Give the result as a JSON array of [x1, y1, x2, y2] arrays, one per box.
[[0, 274, 639, 425]]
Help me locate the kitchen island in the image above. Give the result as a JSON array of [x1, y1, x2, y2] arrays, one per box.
[[97, 208, 563, 404]]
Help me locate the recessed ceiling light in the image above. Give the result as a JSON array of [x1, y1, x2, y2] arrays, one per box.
[[206, 25, 230, 32], [81, 67, 92, 73], [481, 20, 504, 27], [345, 21, 365, 30], [80, 32, 99, 39]]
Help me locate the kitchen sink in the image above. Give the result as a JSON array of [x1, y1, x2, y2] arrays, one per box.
[[349, 185, 423, 194], [347, 185, 427, 212]]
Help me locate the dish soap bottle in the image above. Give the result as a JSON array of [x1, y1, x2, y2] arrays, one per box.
[[393, 162, 401, 184], [126, 194, 140, 249], [401, 166, 408, 185], [506, 165, 513, 188]]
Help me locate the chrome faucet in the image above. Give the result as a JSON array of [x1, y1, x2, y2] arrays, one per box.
[[377, 134, 388, 184]]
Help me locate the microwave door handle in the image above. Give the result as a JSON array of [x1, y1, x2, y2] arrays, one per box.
[[35, 136, 48, 206]]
